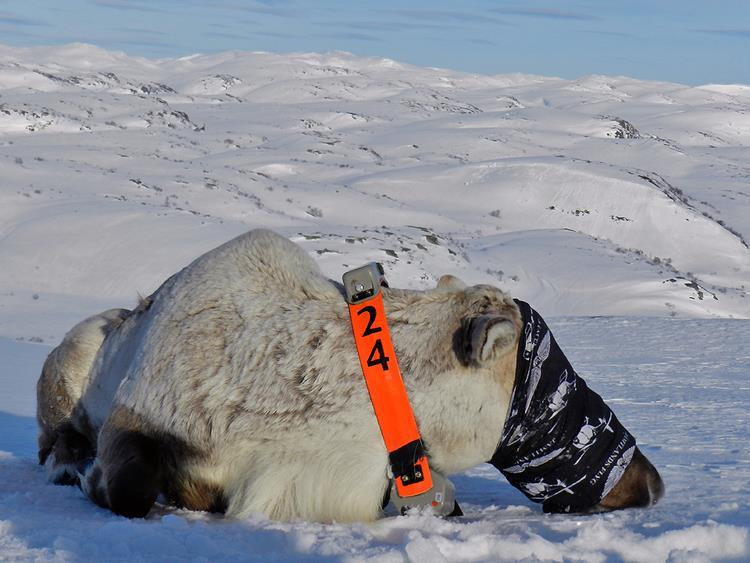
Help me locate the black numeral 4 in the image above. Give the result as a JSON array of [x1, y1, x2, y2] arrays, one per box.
[[367, 339, 390, 371]]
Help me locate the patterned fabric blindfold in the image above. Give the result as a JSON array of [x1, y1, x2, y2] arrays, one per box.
[[489, 300, 636, 513]]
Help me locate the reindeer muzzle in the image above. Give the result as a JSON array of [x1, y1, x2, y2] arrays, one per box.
[[489, 300, 637, 513]]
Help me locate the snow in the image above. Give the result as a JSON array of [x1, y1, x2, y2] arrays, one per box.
[[1, 43, 749, 561], [2, 319, 749, 561]]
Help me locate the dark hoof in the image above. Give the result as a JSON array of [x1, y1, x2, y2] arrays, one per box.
[[106, 432, 161, 518]]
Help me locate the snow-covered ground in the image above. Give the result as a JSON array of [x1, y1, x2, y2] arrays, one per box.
[[2, 319, 748, 562], [1, 43, 749, 561]]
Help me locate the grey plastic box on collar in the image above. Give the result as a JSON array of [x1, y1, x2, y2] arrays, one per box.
[[342, 262, 388, 304]]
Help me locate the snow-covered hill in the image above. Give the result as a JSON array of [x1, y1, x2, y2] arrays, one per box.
[[1, 44, 749, 561], [2, 43, 750, 344]]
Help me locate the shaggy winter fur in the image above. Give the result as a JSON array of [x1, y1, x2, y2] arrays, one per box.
[[37, 229, 662, 521]]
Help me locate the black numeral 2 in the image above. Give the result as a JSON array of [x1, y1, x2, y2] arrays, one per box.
[[357, 305, 390, 371], [358, 305, 382, 336]]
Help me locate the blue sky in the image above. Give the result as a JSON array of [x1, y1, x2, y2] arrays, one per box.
[[1, 0, 749, 85]]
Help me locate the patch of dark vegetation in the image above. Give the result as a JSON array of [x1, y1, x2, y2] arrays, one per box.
[[306, 206, 324, 218], [496, 95, 523, 109], [637, 173, 689, 206], [663, 277, 719, 301], [715, 219, 749, 249], [136, 82, 177, 95], [629, 170, 747, 248], [402, 97, 482, 115], [129, 178, 163, 192], [358, 145, 383, 164], [142, 108, 204, 131], [485, 268, 504, 281], [601, 116, 640, 139]]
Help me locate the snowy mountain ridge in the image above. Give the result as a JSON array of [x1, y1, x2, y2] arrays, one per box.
[[1, 43, 750, 343]]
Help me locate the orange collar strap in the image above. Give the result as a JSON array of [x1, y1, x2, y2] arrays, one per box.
[[343, 263, 433, 498]]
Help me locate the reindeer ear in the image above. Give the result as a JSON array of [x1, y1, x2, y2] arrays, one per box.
[[455, 314, 517, 367], [437, 274, 467, 291]]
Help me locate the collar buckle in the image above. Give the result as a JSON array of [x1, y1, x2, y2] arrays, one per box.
[[342, 262, 388, 304]]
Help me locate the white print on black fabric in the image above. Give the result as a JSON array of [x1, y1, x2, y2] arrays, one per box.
[[524, 331, 551, 413], [503, 415, 533, 447], [489, 300, 637, 513], [504, 444, 565, 474], [522, 475, 587, 503], [543, 368, 577, 420], [587, 434, 634, 489], [602, 445, 636, 498], [572, 413, 615, 465], [522, 321, 534, 360]]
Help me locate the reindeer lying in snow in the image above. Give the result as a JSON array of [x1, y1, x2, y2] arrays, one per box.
[[37, 229, 663, 521]]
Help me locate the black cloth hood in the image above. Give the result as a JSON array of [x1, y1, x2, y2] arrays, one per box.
[[489, 300, 636, 513]]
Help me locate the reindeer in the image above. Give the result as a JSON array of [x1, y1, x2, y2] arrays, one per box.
[[37, 229, 663, 521]]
